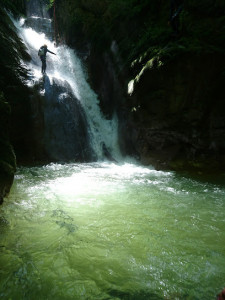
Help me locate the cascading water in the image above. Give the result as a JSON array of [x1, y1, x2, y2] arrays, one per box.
[[15, 10, 121, 162], [0, 3, 225, 300]]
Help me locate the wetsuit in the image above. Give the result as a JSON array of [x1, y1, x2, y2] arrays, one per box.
[[38, 46, 55, 74]]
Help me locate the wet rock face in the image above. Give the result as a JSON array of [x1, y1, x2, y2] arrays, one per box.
[[26, 0, 49, 18], [0, 6, 30, 203], [87, 49, 124, 120], [30, 76, 95, 162], [24, 17, 54, 40], [32, 0, 225, 172], [124, 54, 225, 171]]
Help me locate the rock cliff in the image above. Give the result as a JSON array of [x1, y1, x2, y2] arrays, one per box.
[[0, 4, 31, 202], [0, 94, 16, 204], [29, 76, 94, 162], [1, 0, 225, 203], [0, 0, 99, 203], [54, 0, 225, 172]]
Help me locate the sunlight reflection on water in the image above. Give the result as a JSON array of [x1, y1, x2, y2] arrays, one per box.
[[1, 162, 225, 299]]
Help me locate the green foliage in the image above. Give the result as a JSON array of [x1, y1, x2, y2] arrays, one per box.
[[54, 0, 225, 76], [45, 0, 55, 9], [53, 0, 110, 49], [2, 0, 26, 16]]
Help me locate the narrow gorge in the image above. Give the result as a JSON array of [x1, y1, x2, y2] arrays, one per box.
[[0, 1, 225, 299]]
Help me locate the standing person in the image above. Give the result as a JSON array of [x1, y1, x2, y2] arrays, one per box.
[[169, 0, 184, 36], [38, 44, 56, 74]]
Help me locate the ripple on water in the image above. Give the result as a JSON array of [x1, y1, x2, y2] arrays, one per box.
[[0, 162, 225, 299]]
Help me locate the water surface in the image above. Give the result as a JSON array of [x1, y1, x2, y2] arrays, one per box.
[[0, 162, 225, 299]]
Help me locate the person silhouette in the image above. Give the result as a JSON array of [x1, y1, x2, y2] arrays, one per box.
[[38, 44, 56, 74]]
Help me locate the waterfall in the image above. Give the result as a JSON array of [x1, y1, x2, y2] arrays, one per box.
[[14, 1, 121, 162]]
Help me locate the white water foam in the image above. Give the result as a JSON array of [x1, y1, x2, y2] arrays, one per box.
[[14, 17, 121, 161]]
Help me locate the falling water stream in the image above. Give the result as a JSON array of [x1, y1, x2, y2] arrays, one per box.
[[0, 6, 225, 300], [17, 16, 120, 161]]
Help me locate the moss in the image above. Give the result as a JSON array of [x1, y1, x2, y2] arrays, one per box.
[[52, 0, 225, 172], [54, 0, 225, 81]]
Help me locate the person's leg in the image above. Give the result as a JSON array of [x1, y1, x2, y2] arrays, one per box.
[[43, 60, 46, 74], [41, 58, 44, 73], [41, 58, 46, 73]]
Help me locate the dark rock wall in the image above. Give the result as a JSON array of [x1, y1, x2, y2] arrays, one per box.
[[125, 54, 225, 171], [54, 0, 225, 172], [87, 48, 125, 120], [29, 77, 95, 163], [0, 94, 16, 204], [0, 5, 32, 202], [1, 0, 225, 204], [26, 0, 49, 18]]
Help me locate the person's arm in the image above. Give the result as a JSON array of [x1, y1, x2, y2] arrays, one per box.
[[47, 49, 56, 55]]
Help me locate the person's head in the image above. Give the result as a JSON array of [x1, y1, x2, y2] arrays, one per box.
[[43, 44, 47, 48]]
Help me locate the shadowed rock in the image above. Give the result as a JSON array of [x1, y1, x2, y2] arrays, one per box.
[[30, 75, 95, 162]]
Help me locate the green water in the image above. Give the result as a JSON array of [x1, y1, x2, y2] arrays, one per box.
[[0, 162, 224, 300]]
